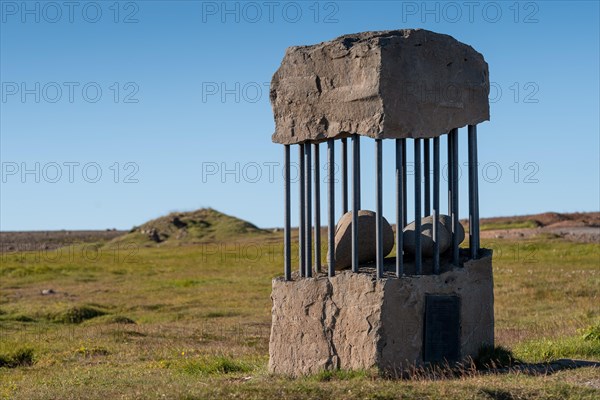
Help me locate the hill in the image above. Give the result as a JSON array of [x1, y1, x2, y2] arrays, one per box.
[[113, 208, 267, 245]]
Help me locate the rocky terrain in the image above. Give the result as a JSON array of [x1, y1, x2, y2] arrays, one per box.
[[475, 212, 600, 244]]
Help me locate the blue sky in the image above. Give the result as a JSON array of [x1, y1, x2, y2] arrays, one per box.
[[1, 0, 598, 230]]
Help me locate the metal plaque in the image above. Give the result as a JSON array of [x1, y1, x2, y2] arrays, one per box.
[[423, 295, 461, 363]]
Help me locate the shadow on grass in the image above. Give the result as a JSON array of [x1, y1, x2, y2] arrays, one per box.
[[383, 346, 600, 381], [489, 358, 600, 376], [479, 388, 518, 400], [379, 358, 600, 381]]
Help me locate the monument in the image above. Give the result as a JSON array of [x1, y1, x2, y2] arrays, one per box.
[[268, 29, 494, 376]]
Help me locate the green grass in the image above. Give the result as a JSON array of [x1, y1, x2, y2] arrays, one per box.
[[582, 322, 600, 342], [180, 355, 255, 375], [480, 220, 540, 231], [0, 231, 598, 399], [55, 305, 107, 324], [514, 323, 600, 362], [0, 348, 35, 369]]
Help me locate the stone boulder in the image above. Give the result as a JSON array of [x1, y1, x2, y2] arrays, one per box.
[[333, 210, 394, 270], [270, 29, 489, 144], [403, 214, 465, 256]]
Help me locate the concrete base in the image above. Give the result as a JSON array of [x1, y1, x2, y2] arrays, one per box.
[[268, 250, 494, 376]]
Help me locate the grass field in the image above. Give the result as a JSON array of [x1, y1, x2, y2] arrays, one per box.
[[479, 220, 540, 231], [0, 231, 599, 399]]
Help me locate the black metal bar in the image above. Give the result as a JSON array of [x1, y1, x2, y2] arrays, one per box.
[[468, 125, 480, 260], [328, 139, 336, 277], [352, 134, 360, 273], [451, 128, 460, 266], [447, 132, 453, 216], [298, 144, 305, 277], [424, 138, 431, 217], [414, 138, 422, 275], [305, 143, 312, 278], [356, 135, 361, 209], [401, 139, 407, 227], [375, 139, 383, 279], [284, 145, 291, 281], [395, 139, 404, 277], [313, 143, 321, 273], [473, 127, 480, 258], [468, 128, 474, 259], [433, 137, 440, 274], [341, 137, 348, 215]]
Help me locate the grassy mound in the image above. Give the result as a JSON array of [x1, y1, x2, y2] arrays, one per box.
[[55, 305, 107, 324], [0, 348, 35, 368], [113, 208, 267, 245]]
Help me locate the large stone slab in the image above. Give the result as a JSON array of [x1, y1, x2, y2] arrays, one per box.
[[269, 250, 494, 376], [271, 29, 490, 144]]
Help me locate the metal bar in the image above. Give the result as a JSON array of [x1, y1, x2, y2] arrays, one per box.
[[395, 139, 404, 277], [473, 127, 480, 258], [298, 144, 305, 277], [341, 138, 348, 214], [305, 143, 312, 278], [468, 125, 480, 260], [401, 139, 407, 227], [447, 132, 453, 216], [352, 134, 360, 273], [468, 127, 474, 259], [313, 143, 321, 273], [433, 137, 440, 274], [284, 145, 291, 281], [375, 139, 383, 279], [356, 135, 361, 209], [327, 139, 336, 277], [424, 138, 431, 217], [414, 138, 422, 275], [451, 128, 460, 266]]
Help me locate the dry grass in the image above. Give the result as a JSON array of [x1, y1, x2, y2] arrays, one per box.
[[0, 230, 598, 399]]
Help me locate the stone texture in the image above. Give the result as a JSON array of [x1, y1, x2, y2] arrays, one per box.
[[268, 250, 494, 376], [271, 29, 490, 144], [333, 210, 394, 270], [403, 214, 465, 256]]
